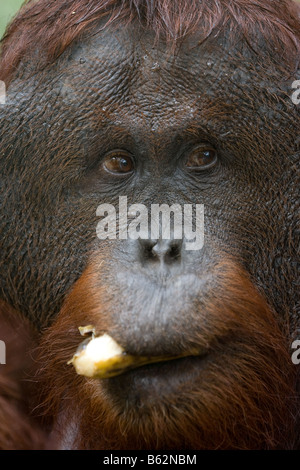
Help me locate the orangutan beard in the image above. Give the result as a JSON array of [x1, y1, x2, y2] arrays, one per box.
[[33, 259, 299, 450]]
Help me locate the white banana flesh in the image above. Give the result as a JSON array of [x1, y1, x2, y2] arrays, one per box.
[[68, 326, 201, 379]]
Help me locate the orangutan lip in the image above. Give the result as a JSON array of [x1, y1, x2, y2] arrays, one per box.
[[105, 355, 210, 399], [101, 351, 206, 378], [71, 338, 204, 379], [96, 355, 210, 415], [68, 327, 206, 379]]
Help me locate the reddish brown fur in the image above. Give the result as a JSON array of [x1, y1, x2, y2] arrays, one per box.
[[33, 259, 298, 450], [0, 0, 300, 84], [0, 303, 45, 449]]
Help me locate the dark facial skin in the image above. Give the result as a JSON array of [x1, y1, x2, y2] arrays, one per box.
[[0, 22, 299, 431], [1, 24, 298, 321]]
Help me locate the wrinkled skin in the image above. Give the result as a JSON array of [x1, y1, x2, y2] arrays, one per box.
[[1, 25, 298, 329], [0, 22, 299, 449]]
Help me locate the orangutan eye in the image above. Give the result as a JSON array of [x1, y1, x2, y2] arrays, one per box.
[[102, 151, 134, 174], [185, 145, 218, 170]]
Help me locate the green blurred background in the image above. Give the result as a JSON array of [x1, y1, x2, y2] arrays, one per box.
[[0, 0, 24, 38], [0, 0, 300, 38]]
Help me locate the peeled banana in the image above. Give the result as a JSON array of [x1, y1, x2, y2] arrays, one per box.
[[68, 325, 200, 379]]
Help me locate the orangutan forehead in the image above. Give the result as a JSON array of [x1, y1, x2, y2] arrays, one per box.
[[63, 25, 223, 94], [54, 26, 280, 122], [53, 28, 236, 135]]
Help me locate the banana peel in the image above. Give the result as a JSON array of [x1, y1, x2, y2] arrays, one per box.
[[68, 325, 200, 379]]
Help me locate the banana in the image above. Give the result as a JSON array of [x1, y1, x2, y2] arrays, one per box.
[[68, 332, 129, 378], [68, 326, 201, 379]]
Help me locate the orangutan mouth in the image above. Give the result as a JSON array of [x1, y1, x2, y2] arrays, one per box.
[[68, 326, 203, 379]]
